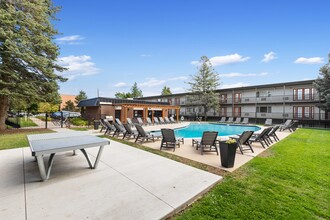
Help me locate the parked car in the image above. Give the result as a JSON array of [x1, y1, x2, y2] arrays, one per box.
[[51, 111, 81, 119]]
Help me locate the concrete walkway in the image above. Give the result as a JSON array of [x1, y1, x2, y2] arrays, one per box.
[[0, 134, 221, 219]]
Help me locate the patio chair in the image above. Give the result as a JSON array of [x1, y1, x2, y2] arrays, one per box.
[[192, 131, 219, 155], [122, 123, 138, 140], [115, 118, 123, 127], [99, 119, 107, 132], [233, 117, 241, 124], [265, 118, 272, 126], [226, 117, 234, 123], [219, 117, 226, 123], [234, 130, 255, 154], [267, 125, 280, 142], [169, 117, 177, 123], [126, 118, 134, 127], [153, 117, 160, 125], [279, 119, 292, 131], [164, 117, 171, 124], [137, 117, 144, 125], [286, 120, 298, 132], [103, 120, 115, 135], [146, 117, 153, 125], [249, 127, 272, 148], [159, 117, 165, 124], [160, 129, 184, 151], [135, 124, 161, 143], [241, 118, 249, 124], [113, 122, 126, 137]]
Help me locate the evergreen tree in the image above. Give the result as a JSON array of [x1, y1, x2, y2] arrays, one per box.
[[0, 0, 66, 130], [115, 92, 133, 99], [187, 56, 220, 121], [131, 82, 143, 98], [63, 100, 75, 112], [161, 86, 172, 95], [314, 53, 330, 110], [75, 90, 88, 105]]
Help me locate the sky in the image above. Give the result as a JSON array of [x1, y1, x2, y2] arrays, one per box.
[[53, 0, 330, 98]]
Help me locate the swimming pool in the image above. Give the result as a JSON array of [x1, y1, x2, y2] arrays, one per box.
[[154, 123, 261, 138]]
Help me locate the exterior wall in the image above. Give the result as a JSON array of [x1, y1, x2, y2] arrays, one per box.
[[60, 94, 76, 110], [100, 105, 115, 117]]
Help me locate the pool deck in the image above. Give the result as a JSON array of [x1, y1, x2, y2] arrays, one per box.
[[121, 122, 292, 172]]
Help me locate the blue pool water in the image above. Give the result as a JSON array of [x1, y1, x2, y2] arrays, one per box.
[[153, 123, 261, 138]]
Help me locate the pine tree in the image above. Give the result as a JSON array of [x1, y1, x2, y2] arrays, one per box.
[[131, 82, 143, 98], [314, 53, 330, 110], [75, 90, 88, 105], [187, 56, 220, 121], [0, 0, 66, 130], [63, 100, 75, 112]]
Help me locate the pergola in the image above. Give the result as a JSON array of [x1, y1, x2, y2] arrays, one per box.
[[119, 103, 180, 123]]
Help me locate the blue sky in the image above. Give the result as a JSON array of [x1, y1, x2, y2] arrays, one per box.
[[54, 0, 330, 98]]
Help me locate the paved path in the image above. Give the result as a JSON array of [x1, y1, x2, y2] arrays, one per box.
[[0, 134, 221, 220]]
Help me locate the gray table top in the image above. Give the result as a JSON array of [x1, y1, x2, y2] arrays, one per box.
[[27, 133, 110, 156]]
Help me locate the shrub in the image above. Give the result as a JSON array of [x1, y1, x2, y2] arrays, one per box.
[[70, 117, 88, 126]]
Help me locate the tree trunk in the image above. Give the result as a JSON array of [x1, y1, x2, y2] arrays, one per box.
[[204, 105, 208, 121], [0, 95, 9, 131]]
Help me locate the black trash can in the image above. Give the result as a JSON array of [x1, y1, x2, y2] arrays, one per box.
[[219, 141, 238, 168], [93, 120, 100, 130]]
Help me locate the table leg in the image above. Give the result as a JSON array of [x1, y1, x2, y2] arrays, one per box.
[[36, 153, 56, 181], [80, 145, 105, 169]]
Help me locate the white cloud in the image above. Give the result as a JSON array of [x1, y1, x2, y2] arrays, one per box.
[[168, 76, 188, 81], [138, 78, 166, 87], [114, 82, 128, 87], [294, 57, 324, 64], [140, 54, 151, 57], [219, 72, 269, 78], [191, 54, 250, 66], [262, 51, 277, 63], [57, 55, 100, 80], [220, 82, 250, 89], [56, 35, 84, 45]]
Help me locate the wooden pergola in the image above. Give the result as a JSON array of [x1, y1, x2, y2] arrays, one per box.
[[119, 103, 180, 123]]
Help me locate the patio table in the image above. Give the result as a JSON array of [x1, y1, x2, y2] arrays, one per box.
[[27, 132, 110, 181]]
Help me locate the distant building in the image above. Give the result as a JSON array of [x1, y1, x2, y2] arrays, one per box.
[[60, 94, 76, 110], [138, 79, 330, 128]]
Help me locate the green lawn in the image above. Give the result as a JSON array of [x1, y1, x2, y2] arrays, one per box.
[[0, 129, 53, 150], [176, 128, 330, 219], [7, 117, 38, 127]]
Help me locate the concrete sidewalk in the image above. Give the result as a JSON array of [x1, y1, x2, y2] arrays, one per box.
[[0, 139, 222, 219]]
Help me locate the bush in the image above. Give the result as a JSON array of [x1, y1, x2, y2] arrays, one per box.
[[70, 117, 88, 126]]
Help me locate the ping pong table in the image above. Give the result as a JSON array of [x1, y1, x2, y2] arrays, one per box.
[[27, 132, 110, 181]]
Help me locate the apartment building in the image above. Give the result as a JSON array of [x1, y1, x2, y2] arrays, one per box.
[[138, 80, 329, 127]]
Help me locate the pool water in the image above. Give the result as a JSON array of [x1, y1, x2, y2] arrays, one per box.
[[153, 123, 261, 138]]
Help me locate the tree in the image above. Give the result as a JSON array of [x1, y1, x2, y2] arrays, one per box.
[[75, 90, 88, 105], [187, 56, 220, 121], [314, 53, 330, 111], [0, 0, 66, 130], [38, 102, 59, 113], [161, 86, 172, 95], [115, 92, 132, 99], [131, 82, 143, 98], [63, 100, 75, 112]]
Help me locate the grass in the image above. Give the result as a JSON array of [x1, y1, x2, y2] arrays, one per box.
[[7, 117, 38, 127], [175, 128, 330, 219], [0, 129, 53, 150]]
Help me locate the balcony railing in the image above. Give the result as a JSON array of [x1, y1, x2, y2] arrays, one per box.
[[217, 112, 328, 120]]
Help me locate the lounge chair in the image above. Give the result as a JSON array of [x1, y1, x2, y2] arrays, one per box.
[[122, 123, 138, 139], [265, 119, 272, 126], [164, 117, 171, 124], [241, 118, 249, 124], [113, 122, 125, 137], [192, 131, 219, 155], [159, 117, 165, 124], [135, 124, 161, 143], [137, 117, 144, 125], [226, 117, 234, 123], [126, 118, 134, 127], [169, 117, 176, 123], [115, 118, 123, 127], [219, 117, 226, 123], [279, 119, 292, 131], [267, 125, 280, 142], [103, 120, 115, 135], [99, 119, 107, 132], [232, 130, 255, 154], [249, 127, 272, 148], [153, 117, 160, 125], [146, 117, 153, 125], [160, 129, 184, 151], [233, 117, 241, 124]]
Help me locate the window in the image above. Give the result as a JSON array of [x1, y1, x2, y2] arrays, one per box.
[[293, 88, 315, 101], [220, 107, 227, 116], [220, 94, 227, 103], [233, 107, 241, 117], [234, 93, 241, 103], [256, 91, 260, 97], [256, 106, 272, 113], [293, 106, 314, 119]]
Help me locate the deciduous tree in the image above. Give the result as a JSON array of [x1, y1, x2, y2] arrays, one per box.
[[161, 86, 172, 95], [75, 90, 88, 105], [187, 56, 220, 121], [0, 0, 66, 130], [314, 53, 330, 111]]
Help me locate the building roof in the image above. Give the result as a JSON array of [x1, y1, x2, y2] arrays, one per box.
[[137, 79, 316, 99], [77, 97, 170, 107]]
